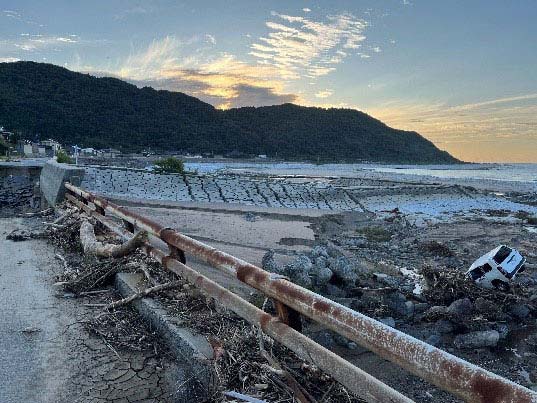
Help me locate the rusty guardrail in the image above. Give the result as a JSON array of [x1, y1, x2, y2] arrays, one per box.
[[65, 189, 411, 403], [64, 182, 537, 403]]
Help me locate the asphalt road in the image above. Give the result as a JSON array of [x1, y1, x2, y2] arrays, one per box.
[[0, 217, 72, 402], [0, 217, 182, 402]]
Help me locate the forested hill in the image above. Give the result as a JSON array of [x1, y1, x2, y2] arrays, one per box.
[[0, 61, 458, 163]]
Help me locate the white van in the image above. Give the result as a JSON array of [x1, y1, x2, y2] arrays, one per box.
[[466, 245, 526, 290]]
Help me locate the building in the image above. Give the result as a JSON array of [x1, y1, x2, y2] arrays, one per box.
[[100, 148, 121, 158], [80, 147, 97, 156], [15, 139, 56, 157], [40, 139, 62, 154], [0, 127, 13, 142], [17, 140, 34, 156]]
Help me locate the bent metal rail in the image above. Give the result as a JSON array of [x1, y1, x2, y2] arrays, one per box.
[[64, 182, 537, 403]]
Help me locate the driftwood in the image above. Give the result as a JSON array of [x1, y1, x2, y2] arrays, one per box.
[[104, 280, 182, 311], [19, 208, 53, 217], [80, 220, 147, 258], [6, 228, 47, 241], [223, 391, 267, 403]]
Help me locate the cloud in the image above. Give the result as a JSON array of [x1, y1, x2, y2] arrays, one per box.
[[303, 8, 312, 13], [205, 34, 216, 45], [365, 94, 537, 162], [0, 57, 20, 63], [104, 36, 298, 109], [1, 34, 80, 52], [113, 5, 151, 21], [315, 89, 333, 98], [250, 11, 369, 80], [450, 93, 537, 111], [2, 9, 43, 26]]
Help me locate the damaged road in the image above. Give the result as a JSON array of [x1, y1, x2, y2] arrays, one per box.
[[0, 217, 186, 403]]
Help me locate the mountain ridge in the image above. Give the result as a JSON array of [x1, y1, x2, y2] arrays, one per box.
[[0, 61, 459, 163]]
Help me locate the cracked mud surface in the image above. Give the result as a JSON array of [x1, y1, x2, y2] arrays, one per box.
[[0, 217, 185, 403]]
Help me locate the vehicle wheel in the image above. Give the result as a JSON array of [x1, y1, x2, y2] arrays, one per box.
[[491, 279, 510, 292]]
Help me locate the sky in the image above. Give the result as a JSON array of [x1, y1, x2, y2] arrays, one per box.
[[0, 1, 536, 163]]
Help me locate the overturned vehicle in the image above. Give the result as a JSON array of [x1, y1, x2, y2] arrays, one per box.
[[467, 245, 526, 290]]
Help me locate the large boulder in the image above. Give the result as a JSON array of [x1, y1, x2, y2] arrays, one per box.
[[454, 330, 500, 349], [261, 250, 280, 274], [329, 256, 358, 285], [312, 266, 333, 286], [447, 298, 474, 317]]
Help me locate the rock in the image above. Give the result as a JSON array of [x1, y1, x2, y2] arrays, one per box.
[[350, 294, 380, 311], [311, 245, 329, 258], [261, 250, 280, 273], [373, 272, 403, 288], [404, 301, 415, 317], [379, 317, 396, 328], [313, 255, 328, 268], [330, 256, 358, 285], [288, 255, 313, 274], [509, 304, 531, 320], [435, 319, 455, 334], [414, 303, 430, 313], [424, 305, 449, 319], [312, 331, 335, 349], [530, 369, 537, 384], [426, 334, 442, 347], [453, 330, 500, 349], [442, 256, 462, 268], [333, 334, 350, 347], [325, 284, 347, 298], [292, 271, 313, 289], [313, 266, 333, 286], [447, 298, 474, 317], [348, 342, 358, 350], [325, 245, 341, 258], [495, 323, 509, 339], [385, 292, 414, 317], [475, 297, 495, 313]]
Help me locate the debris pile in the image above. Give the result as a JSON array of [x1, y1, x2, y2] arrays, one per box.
[[43, 205, 362, 402], [262, 244, 537, 353], [159, 284, 361, 402]]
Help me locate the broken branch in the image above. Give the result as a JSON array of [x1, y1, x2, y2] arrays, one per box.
[[104, 280, 182, 311]]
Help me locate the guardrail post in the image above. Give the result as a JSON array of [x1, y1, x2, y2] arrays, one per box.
[[168, 244, 186, 264], [123, 219, 135, 233], [274, 300, 302, 331]]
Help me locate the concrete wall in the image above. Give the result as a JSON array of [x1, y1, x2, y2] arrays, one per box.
[[81, 166, 363, 211], [0, 165, 42, 213], [40, 160, 85, 206]]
